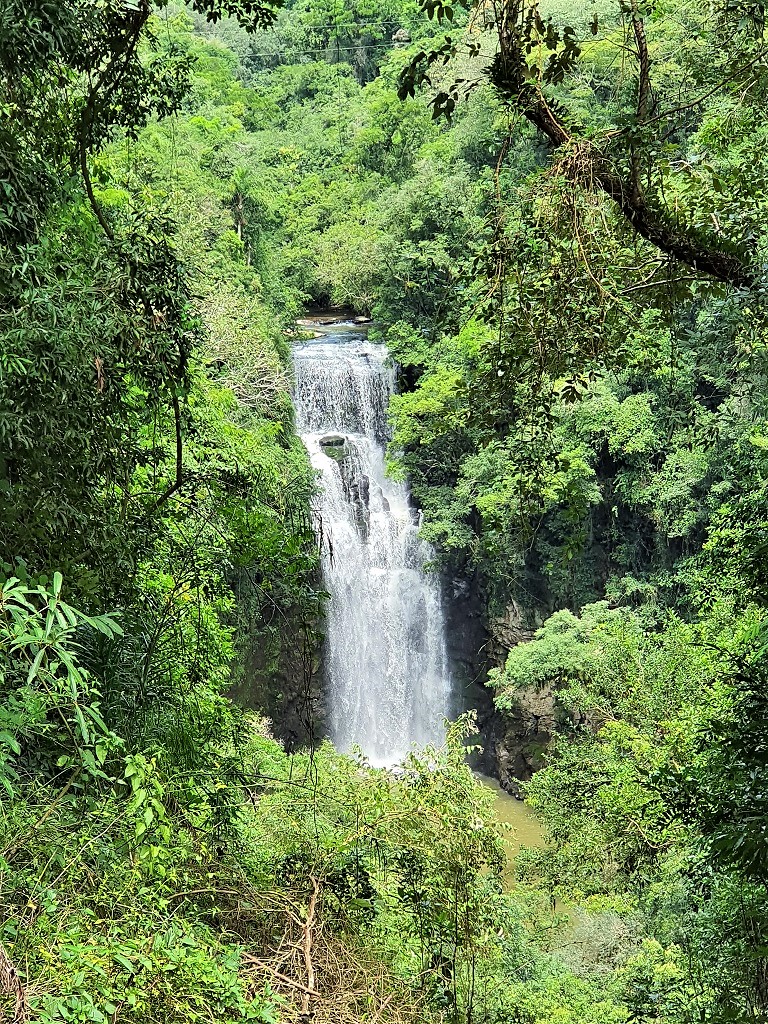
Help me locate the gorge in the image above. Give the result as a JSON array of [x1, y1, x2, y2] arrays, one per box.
[[3, 0, 768, 1020]]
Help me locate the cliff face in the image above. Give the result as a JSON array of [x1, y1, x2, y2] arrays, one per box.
[[490, 684, 557, 797], [246, 631, 325, 751], [440, 567, 498, 775], [233, 556, 556, 792], [441, 578, 554, 794], [229, 564, 325, 751], [484, 601, 553, 796]]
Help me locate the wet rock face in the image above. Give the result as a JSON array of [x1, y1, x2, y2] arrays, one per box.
[[488, 600, 536, 660], [482, 598, 554, 794], [344, 472, 370, 539], [444, 590, 556, 795], [319, 434, 347, 460], [493, 685, 557, 797], [321, 436, 371, 540], [229, 572, 325, 753], [439, 566, 499, 776], [441, 570, 485, 703]]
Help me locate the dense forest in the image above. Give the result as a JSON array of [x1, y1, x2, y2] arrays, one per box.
[[2, 0, 768, 1021]]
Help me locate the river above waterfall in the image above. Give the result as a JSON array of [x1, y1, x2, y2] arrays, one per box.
[[293, 323, 453, 766]]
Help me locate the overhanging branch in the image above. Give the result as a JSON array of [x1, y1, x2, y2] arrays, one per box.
[[521, 91, 754, 288], [399, 0, 756, 290]]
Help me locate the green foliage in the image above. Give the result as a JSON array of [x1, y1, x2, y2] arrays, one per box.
[[0, 574, 123, 797], [496, 598, 768, 1018], [6, 1, 768, 1021]]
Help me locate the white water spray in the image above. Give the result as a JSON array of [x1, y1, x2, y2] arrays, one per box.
[[294, 325, 452, 766]]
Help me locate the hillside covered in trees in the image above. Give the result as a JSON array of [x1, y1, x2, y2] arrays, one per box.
[[2, 0, 768, 1021]]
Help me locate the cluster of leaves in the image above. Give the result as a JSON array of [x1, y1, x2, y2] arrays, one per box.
[[488, 597, 768, 1019], [155, 0, 498, 323], [0, 579, 557, 1024], [378, 0, 768, 620], [0, 575, 632, 1024]]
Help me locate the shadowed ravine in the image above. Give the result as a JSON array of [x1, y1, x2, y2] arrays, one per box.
[[293, 324, 453, 766]]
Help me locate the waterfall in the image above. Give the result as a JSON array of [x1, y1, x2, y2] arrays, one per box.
[[294, 325, 452, 766]]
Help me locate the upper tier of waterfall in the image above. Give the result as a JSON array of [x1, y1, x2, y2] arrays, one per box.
[[293, 325, 452, 767]]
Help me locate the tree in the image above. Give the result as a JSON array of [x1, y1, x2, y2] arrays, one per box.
[[399, 0, 766, 287], [0, 0, 286, 592]]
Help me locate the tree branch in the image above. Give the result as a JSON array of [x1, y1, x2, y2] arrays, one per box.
[[629, 0, 651, 125], [150, 392, 184, 514], [627, 0, 651, 203], [300, 877, 320, 1017], [76, 3, 149, 239], [479, 2, 755, 288], [520, 88, 754, 288], [79, 134, 114, 241]]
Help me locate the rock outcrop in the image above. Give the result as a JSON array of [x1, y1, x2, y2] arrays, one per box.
[[485, 600, 555, 796], [319, 435, 371, 539], [492, 684, 557, 797]]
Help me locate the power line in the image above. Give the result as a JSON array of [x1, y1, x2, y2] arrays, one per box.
[[247, 40, 403, 60], [335, 12, 343, 155], [259, 18, 414, 31]]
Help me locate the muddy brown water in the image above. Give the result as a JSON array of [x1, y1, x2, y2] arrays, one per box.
[[476, 773, 545, 856]]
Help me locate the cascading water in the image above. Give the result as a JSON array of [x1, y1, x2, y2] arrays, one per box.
[[294, 324, 452, 766]]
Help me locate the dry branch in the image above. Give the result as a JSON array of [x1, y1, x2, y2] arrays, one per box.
[[242, 880, 427, 1024], [0, 942, 28, 1024], [300, 877, 320, 1017]]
